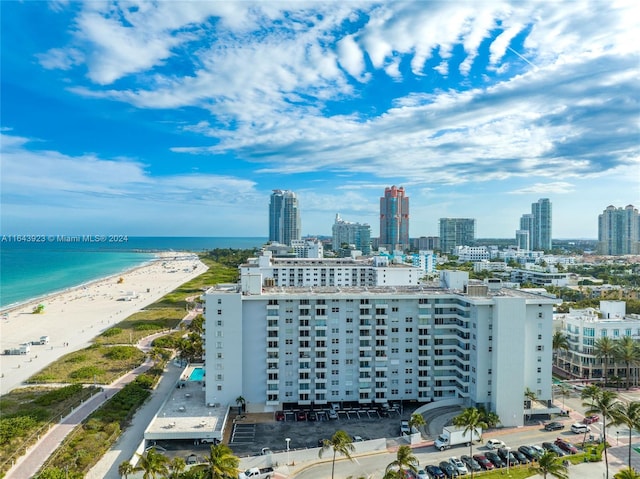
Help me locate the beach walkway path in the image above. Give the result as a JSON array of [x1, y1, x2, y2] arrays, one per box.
[[4, 319, 195, 479]]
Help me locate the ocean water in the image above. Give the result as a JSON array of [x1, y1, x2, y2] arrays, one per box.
[[0, 237, 266, 309]]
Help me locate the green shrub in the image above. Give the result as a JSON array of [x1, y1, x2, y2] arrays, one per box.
[[0, 416, 38, 445], [101, 328, 122, 337], [65, 354, 88, 364], [34, 384, 83, 406], [133, 322, 162, 331], [104, 346, 136, 360], [69, 366, 104, 380]]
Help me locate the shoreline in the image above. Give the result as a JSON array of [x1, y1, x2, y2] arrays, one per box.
[[0, 251, 199, 314], [0, 252, 208, 396]]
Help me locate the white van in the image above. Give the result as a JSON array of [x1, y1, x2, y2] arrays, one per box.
[[571, 423, 590, 434]]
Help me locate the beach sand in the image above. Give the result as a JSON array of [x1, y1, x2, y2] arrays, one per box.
[[0, 253, 209, 395]]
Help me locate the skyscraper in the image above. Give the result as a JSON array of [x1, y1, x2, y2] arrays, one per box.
[[598, 205, 640, 255], [332, 214, 371, 255], [518, 198, 552, 251], [439, 218, 476, 254], [379, 186, 409, 251], [269, 190, 300, 246]]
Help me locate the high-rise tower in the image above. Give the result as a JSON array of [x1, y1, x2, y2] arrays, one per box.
[[379, 186, 409, 251], [439, 218, 476, 254], [598, 205, 640, 255], [269, 190, 301, 246], [518, 199, 552, 251]]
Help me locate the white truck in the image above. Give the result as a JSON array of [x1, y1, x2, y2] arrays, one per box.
[[434, 425, 482, 451], [238, 467, 274, 479]]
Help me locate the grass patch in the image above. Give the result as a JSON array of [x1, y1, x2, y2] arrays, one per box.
[[0, 385, 97, 476], [38, 367, 163, 478], [28, 346, 144, 385]]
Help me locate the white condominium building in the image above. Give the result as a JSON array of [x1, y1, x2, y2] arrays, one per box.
[[240, 251, 423, 289], [203, 262, 558, 427], [554, 301, 640, 381]]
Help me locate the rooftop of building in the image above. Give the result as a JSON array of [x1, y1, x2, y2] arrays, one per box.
[[205, 280, 559, 301], [145, 363, 228, 441]]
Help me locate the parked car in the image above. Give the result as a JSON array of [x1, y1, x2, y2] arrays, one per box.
[[460, 455, 482, 472], [512, 450, 530, 464], [530, 444, 545, 457], [417, 469, 429, 479], [328, 409, 338, 420], [486, 438, 506, 449], [308, 411, 317, 421], [544, 421, 565, 431], [584, 415, 600, 424], [296, 411, 307, 421], [438, 461, 459, 478], [473, 454, 495, 470], [425, 465, 446, 479], [555, 438, 579, 454], [449, 457, 468, 475], [401, 420, 411, 435], [518, 445, 540, 461], [571, 423, 590, 434], [542, 442, 567, 456], [497, 448, 518, 466], [275, 411, 285, 421], [485, 451, 506, 468]]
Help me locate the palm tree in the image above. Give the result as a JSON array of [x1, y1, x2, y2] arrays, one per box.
[[319, 430, 356, 479], [595, 337, 617, 381], [452, 407, 487, 479], [476, 405, 501, 428], [614, 336, 640, 389], [385, 445, 419, 477], [118, 460, 135, 479], [524, 387, 537, 421], [615, 468, 640, 479], [408, 412, 426, 435], [134, 448, 170, 479], [581, 384, 602, 407], [528, 450, 569, 479], [382, 470, 403, 479], [169, 456, 186, 479], [552, 331, 570, 360], [611, 401, 640, 471], [583, 388, 619, 479], [235, 396, 246, 414], [557, 383, 571, 410], [203, 443, 240, 479]]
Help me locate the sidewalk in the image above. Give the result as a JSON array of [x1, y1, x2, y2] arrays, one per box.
[[4, 313, 197, 479], [6, 358, 154, 479], [86, 362, 182, 478]]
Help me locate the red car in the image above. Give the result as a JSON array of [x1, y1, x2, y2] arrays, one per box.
[[473, 454, 495, 470], [275, 411, 285, 421], [583, 415, 599, 424], [555, 438, 579, 454]]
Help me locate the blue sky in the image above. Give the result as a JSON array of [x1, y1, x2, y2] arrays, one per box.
[[1, 1, 638, 239]]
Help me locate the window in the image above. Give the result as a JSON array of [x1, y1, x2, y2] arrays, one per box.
[[217, 310, 222, 315]]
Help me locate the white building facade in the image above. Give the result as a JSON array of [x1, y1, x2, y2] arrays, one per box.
[[203, 268, 557, 427], [554, 301, 640, 381]]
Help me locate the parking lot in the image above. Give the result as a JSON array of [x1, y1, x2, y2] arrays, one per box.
[[147, 402, 464, 464]]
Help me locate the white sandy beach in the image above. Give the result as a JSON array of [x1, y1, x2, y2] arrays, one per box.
[[0, 253, 208, 396]]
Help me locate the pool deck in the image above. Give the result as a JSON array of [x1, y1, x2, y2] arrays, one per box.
[[144, 364, 229, 443]]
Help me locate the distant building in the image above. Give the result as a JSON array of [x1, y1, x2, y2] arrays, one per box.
[[439, 218, 476, 254], [455, 246, 490, 262], [411, 250, 437, 274], [519, 199, 552, 251], [411, 236, 440, 251], [332, 214, 371, 255], [291, 239, 324, 259], [597, 205, 640, 255], [510, 266, 569, 287], [379, 186, 409, 251], [269, 190, 301, 246], [516, 229, 530, 251]]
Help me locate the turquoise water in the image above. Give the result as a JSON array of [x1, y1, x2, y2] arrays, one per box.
[[189, 367, 205, 381], [0, 237, 266, 309]]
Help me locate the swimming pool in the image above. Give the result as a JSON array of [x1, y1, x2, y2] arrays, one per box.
[[189, 367, 204, 381]]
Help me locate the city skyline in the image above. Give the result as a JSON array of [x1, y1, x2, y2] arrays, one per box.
[[1, 2, 638, 239]]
